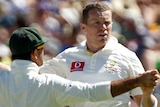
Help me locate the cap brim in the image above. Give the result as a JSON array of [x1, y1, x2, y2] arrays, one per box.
[[42, 36, 49, 43]]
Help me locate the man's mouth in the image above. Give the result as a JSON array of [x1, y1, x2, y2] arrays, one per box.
[[99, 34, 107, 37], [98, 34, 108, 39]]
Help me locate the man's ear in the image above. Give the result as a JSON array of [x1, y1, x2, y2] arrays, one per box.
[[31, 49, 38, 61], [80, 23, 86, 32]]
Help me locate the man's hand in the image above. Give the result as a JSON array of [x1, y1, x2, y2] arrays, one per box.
[[139, 69, 159, 107], [137, 69, 160, 88]]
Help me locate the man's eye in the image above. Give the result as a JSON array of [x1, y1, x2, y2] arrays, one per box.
[[104, 22, 112, 26], [93, 22, 100, 25]]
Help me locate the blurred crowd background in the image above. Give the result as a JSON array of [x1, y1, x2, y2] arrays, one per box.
[[0, 0, 160, 71]]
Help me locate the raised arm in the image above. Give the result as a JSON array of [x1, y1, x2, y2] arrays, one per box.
[[111, 69, 159, 107], [111, 69, 159, 97]]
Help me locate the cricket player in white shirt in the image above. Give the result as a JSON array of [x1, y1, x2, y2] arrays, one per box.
[[40, 2, 159, 107]]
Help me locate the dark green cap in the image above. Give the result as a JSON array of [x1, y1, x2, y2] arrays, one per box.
[[9, 27, 48, 55]]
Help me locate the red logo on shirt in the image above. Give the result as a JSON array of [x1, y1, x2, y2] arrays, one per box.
[[70, 61, 85, 72]]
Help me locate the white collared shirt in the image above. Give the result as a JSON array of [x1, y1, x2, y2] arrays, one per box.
[[40, 36, 145, 107], [0, 60, 112, 107]]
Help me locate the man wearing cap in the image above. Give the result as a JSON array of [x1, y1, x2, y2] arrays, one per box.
[[0, 27, 159, 107]]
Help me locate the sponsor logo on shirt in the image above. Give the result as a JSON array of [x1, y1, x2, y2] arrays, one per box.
[[70, 61, 85, 72], [104, 61, 121, 72]]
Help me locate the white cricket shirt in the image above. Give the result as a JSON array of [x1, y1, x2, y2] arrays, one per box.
[[0, 60, 112, 107], [40, 36, 145, 107]]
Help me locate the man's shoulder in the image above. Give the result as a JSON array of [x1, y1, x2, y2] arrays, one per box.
[[113, 42, 137, 59], [117, 43, 133, 52], [61, 42, 86, 54]]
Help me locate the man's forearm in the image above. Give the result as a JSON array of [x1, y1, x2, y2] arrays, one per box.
[[111, 77, 139, 97], [111, 69, 159, 97], [141, 94, 157, 107], [140, 86, 155, 107]]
